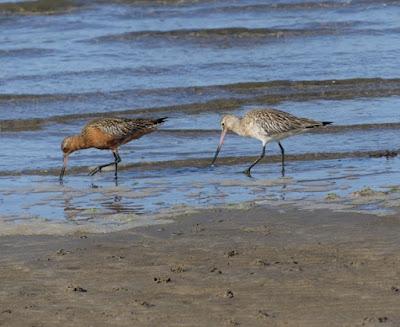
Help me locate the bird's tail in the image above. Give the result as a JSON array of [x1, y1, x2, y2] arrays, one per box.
[[155, 117, 168, 125], [305, 121, 333, 129]]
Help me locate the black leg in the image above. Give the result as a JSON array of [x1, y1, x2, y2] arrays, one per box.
[[278, 142, 285, 177], [243, 145, 266, 177], [89, 151, 121, 177], [59, 167, 65, 183], [113, 151, 121, 180], [59, 155, 68, 183], [89, 161, 114, 176]]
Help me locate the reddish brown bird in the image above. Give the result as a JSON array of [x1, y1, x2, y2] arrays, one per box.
[[59, 117, 167, 181]]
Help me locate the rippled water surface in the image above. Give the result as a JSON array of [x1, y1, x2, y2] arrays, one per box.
[[1, 0, 400, 234]]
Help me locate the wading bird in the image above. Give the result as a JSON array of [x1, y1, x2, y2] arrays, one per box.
[[211, 108, 331, 177], [59, 117, 167, 181]]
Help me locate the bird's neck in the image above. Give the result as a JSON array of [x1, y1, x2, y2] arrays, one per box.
[[230, 118, 246, 137], [69, 135, 90, 152]]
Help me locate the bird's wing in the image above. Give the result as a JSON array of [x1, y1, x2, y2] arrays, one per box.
[[84, 118, 162, 139], [247, 109, 322, 136]]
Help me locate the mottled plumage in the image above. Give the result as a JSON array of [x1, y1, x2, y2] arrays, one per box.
[[83, 117, 162, 144], [59, 117, 167, 181], [211, 108, 331, 176], [242, 109, 325, 139]]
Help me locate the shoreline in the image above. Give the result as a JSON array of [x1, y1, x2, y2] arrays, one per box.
[[1, 204, 400, 326], [0, 149, 398, 177]]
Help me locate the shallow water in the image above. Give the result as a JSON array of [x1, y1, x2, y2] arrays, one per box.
[[1, 156, 400, 234], [1, 0, 400, 234]]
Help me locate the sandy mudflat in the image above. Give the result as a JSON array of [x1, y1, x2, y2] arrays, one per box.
[[1, 205, 400, 326]]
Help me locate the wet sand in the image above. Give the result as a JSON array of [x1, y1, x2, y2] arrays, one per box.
[[1, 205, 400, 326], [2, 1, 400, 325]]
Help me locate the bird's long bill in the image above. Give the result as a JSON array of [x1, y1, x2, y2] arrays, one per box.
[[59, 155, 68, 181], [211, 129, 227, 166]]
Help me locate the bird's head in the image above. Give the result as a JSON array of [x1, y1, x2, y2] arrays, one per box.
[[61, 135, 82, 155], [61, 136, 72, 155], [211, 114, 240, 166], [59, 135, 84, 182], [220, 114, 240, 133]]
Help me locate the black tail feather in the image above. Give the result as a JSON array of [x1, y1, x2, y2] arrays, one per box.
[[155, 117, 168, 124], [305, 121, 333, 129]]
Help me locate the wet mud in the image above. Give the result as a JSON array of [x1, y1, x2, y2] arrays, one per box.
[[1, 1, 400, 324], [2, 205, 400, 326]]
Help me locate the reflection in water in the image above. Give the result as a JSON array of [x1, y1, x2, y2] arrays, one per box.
[[60, 182, 147, 222], [0, 156, 400, 234], [280, 179, 288, 201], [62, 193, 75, 222], [100, 195, 145, 215]]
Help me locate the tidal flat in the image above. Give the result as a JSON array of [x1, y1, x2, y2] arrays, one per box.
[[2, 204, 400, 326], [1, 0, 400, 325]]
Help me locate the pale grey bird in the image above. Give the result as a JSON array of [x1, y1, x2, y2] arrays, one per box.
[[211, 108, 332, 177]]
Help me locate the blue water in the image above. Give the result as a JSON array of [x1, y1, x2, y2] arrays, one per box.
[[1, 0, 400, 233]]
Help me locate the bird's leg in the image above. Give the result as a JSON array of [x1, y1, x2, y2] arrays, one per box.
[[59, 167, 65, 183], [59, 154, 68, 184], [89, 151, 121, 177], [113, 150, 121, 180], [243, 145, 266, 177], [278, 142, 285, 177]]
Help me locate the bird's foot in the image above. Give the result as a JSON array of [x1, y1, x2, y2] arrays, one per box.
[[89, 166, 102, 176], [243, 169, 252, 178]]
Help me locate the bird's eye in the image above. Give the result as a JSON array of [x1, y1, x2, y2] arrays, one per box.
[[221, 122, 225, 127]]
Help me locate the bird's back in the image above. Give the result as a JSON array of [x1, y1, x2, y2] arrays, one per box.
[[82, 117, 166, 149], [243, 109, 327, 138]]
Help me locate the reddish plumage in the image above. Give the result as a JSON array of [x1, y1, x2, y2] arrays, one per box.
[[59, 117, 167, 181]]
